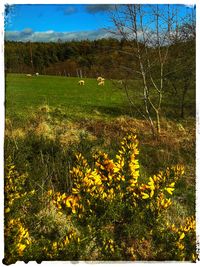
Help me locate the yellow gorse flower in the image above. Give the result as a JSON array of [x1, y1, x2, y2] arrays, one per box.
[[5, 218, 32, 257], [17, 244, 27, 256], [49, 134, 186, 220], [5, 158, 35, 260], [166, 216, 196, 261], [179, 232, 185, 240], [5, 157, 30, 214], [44, 134, 190, 260]]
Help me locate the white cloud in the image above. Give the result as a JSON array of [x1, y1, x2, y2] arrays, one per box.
[[5, 28, 114, 42]]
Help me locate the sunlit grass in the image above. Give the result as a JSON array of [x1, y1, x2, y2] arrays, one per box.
[[6, 73, 130, 124]]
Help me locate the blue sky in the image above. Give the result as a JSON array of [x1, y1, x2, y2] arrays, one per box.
[[4, 4, 195, 42], [5, 4, 115, 41], [5, 4, 114, 32]]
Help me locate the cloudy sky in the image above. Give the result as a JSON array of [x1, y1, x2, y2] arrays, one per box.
[[5, 4, 116, 42], [4, 4, 195, 42]]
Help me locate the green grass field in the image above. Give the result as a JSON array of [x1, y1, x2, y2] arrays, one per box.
[[6, 74, 130, 124], [6, 73, 195, 125]]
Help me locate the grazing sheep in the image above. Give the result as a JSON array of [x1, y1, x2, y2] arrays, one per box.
[[97, 77, 105, 86], [78, 80, 85, 85], [98, 80, 104, 86], [26, 74, 32, 77], [97, 76, 103, 82], [35, 72, 39, 76]]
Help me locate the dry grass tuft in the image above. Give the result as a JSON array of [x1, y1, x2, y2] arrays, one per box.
[[34, 121, 55, 140], [59, 129, 81, 146], [35, 203, 78, 238], [39, 105, 51, 113], [11, 128, 26, 139], [5, 118, 26, 139]]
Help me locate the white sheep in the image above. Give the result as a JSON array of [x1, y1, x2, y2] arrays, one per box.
[[26, 74, 32, 77], [98, 80, 104, 86], [78, 80, 85, 85], [97, 76, 103, 82], [97, 77, 105, 86], [35, 72, 39, 76]]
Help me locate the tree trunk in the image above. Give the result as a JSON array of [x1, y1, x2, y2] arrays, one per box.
[[156, 110, 161, 136]]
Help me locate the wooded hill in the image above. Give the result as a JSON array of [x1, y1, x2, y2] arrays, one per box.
[[5, 38, 195, 81], [5, 39, 130, 78]]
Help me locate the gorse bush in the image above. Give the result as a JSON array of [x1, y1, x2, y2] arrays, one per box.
[[4, 135, 196, 263], [4, 157, 35, 264]]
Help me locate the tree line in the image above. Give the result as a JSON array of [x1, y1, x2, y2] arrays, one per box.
[[5, 38, 129, 78]]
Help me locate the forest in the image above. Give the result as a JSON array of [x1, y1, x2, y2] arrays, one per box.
[[5, 38, 125, 78], [5, 36, 195, 82]]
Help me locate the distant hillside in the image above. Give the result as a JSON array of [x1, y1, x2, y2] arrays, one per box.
[[5, 39, 133, 79]]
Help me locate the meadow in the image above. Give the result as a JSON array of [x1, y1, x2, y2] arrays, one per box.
[[6, 74, 129, 124], [4, 73, 196, 263]]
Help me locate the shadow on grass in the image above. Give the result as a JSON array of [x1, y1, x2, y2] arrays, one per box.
[[81, 104, 142, 119]]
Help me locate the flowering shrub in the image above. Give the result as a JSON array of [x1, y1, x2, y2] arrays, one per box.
[[5, 157, 28, 214], [5, 218, 32, 258], [4, 135, 196, 262], [4, 157, 34, 264], [50, 135, 183, 217], [164, 216, 196, 261], [48, 134, 196, 261]]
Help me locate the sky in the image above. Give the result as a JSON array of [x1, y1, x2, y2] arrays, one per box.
[[4, 3, 196, 42], [5, 4, 115, 42]]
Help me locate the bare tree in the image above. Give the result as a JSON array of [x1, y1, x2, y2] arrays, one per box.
[[110, 4, 178, 137]]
